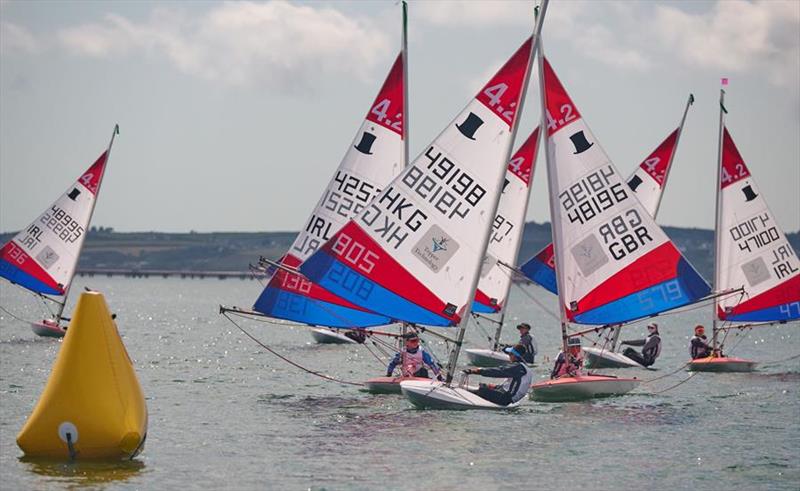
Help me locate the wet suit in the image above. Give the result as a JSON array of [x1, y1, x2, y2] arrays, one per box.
[[621, 333, 661, 367], [386, 348, 440, 378], [469, 362, 532, 406], [550, 351, 583, 379]]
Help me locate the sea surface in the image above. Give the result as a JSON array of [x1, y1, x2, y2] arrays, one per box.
[[1, 276, 798, 490]]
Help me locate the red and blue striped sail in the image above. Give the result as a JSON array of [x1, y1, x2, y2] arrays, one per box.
[[521, 127, 682, 295], [251, 54, 405, 328], [541, 57, 709, 325], [716, 128, 800, 322], [473, 127, 540, 313], [0, 150, 109, 296], [301, 38, 535, 326]]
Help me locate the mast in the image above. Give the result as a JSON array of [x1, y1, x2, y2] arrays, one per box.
[[490, 7, 545, 354], [653, 93, 694, 218], [445, 0, 549, 383], [400, 0, 410, 360], [537, 36, 570, 353], [712, 86, 727, 352], [55, 124, 119, 325]]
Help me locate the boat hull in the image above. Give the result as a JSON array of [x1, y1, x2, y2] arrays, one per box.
[[583, 347, 644, 369], [400, 380, 522, 410], [686, 356, 757, 372], [465, 349, 536, 368], [31, 320, 66, 339], [363, 376, 430, 394], [530, 375, 640, 402], [310, 328, 357, 344]]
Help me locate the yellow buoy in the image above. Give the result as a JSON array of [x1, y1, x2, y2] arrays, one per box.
[[17, 291, 148, 460]]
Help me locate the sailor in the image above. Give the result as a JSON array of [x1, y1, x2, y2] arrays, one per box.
[[343, 329, 367, 344], [386, 334, 442, 380], [513, 323, 537, 364], [619, 323, 662, 367], [690, 325, 714, 359], [550, 336, 584, 379], [462, 344, 532, 406]]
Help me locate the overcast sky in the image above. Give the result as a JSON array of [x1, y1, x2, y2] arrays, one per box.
[[1, 0, 798, 234]]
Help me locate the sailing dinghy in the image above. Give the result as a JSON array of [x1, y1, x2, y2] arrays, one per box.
[[0, 125, 119, 338], [464, 127, 541, 367], [519, 96, 694, 368], [530, 52, 710, 401], [302, 1, 550, 407], [688, 88, 799, 372]]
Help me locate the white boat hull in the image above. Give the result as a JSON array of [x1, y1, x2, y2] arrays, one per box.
[[31, 320, 66, 338], [310, 328, 357, 344], [583, 347, 644, 369], [400, 380, 522, 410], [465, 348, 535, 368], [363, 376, 430, 394], [530, 375, 640, 402]]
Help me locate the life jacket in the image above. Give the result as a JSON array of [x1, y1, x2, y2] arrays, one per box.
[[401, 348, 424, 377], [690, 335, 711, 359], [554, 351, 583, 378]]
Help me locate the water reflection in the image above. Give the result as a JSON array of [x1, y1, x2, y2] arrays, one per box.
[[19, 457, 145, 489]]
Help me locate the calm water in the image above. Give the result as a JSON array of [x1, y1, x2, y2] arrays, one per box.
[[1, 276, 798, 490]]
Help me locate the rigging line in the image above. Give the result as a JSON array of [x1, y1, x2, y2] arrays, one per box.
[[649, 371, 697, 394], [470, 314, 496, 345], [221, 312, 364, 387], [511, 282, 560, 320]]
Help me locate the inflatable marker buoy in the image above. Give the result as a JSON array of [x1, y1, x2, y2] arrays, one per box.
[[17, 291, 147, 460]]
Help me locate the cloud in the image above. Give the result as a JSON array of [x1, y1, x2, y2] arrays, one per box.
[[415, 1, 526, 27], [653, 0, 800, 87], [416, 0, 652, 72], [0, 21, 40, 54], [56, 1, 391, 91]]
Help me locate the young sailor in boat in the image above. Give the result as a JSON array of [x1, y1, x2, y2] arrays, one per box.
[[343, 329, 367, 344], [619, 323, 662, 367], [386, 334, 442, 380], [550, 337, 584, 379], [690, 325, 715, 359], [462, 344, 532, 406], [513, 323, 537, 364]]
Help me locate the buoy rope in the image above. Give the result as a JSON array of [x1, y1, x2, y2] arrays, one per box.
[[761, 353, 800, 365], [0, 305, 38, 325], [649, 371, 697, 394], [640, 362, 691, 385], [222, 312, 364, 387]]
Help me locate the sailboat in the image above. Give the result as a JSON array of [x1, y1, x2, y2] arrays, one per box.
[[0, 125, 119, 338], [529, 51, 710, 402], [519, 96, 694, 368], [463, 127, 541, 367], [221, 4, 409, 344], [688, 87, 800, 372], [301, 2, 550, 407]]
